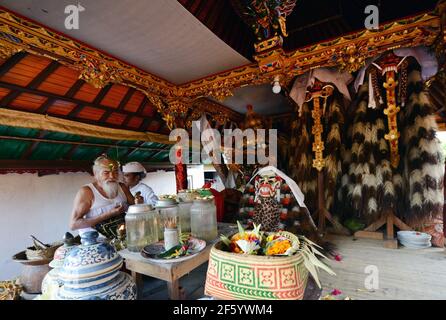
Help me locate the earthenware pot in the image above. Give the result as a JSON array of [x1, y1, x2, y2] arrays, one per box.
[[57, 231, 136, 300], [12, 251, 51, 294]]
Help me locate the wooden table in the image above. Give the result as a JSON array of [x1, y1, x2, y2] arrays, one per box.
[[119, 223, 237, 300]]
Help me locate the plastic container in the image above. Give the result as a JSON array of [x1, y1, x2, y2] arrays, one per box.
[[190, 198, 217, 242], [125, 204, 159, 252]]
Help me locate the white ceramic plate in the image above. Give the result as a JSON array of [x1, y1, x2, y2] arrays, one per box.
[[399, 240, 432, 249], [397, 231, 431, 241]]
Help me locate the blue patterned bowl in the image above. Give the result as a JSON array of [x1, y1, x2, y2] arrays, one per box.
[[57, 231, 136, 300]]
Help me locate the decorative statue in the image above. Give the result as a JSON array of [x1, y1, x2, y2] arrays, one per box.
[[230, 0, 298, 40], [238, 166, 335, 254], [252, 173, 282, 231]]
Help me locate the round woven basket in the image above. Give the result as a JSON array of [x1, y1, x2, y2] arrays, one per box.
[[25, 242, 62, 261], [205, 235, 309, 300]]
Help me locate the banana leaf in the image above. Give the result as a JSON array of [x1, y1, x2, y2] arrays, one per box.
[[157, 245, 183, 258]]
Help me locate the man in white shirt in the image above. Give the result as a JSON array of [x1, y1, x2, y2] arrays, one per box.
[[122, 162, 158, 206], [69, 155, 134, 238]]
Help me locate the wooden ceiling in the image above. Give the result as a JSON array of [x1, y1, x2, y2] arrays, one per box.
[[0, 51, 178, 172], [0, 52, 170, 134], [178, 0, 256, 60]]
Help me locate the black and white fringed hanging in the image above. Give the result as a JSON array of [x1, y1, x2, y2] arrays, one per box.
[[291, 100, 317, 212], [340, 54, 443, 227], [343, 81, 403, 223], [399, 61, 444, 226], [290, 87, 344, 214]]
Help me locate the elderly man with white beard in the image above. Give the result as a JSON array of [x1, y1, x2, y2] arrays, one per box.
[[69, 155, 134, 237]]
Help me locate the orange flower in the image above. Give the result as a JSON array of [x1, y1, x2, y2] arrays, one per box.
[[266, 239, 291, 255]]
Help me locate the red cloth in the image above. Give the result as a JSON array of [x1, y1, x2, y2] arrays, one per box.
[[175, 148, 187, 192], [421, 213, 444, 248]]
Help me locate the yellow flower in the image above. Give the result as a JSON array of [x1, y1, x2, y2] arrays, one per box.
[[266, 234, 275, 242]]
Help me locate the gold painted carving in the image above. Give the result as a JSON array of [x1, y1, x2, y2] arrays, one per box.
[[254, 35, 283, 53], [383, 71, 401, 169], [306, 85, 334, 171], [0, 9, 439, 100], [0, 38, 22, 59], [336, 42, 368, 73], [75, 55, 122, 88]]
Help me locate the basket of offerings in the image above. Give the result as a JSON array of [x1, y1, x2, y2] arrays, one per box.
[[204, 222, 334, 300]]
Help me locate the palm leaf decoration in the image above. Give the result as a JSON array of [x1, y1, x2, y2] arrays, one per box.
[[298, 235, 336, 288]]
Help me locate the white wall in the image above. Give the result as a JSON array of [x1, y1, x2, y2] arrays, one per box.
[[143, 170, 177, 195], [186, 165, 205, 189], [0, 172, 92, 280]]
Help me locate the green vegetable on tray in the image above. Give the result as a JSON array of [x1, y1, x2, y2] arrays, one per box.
[[157, 243, 190, 259]]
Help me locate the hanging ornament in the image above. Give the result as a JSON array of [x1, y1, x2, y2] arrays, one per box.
[[371, 52, 408, 169], [305, 83, 334, 171]]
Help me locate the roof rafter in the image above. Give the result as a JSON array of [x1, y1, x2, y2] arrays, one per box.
[[20, 130, 47, 160], [28, 60, 60, 89], [0, 81, 160, 126], [0, 50, 27, 77]]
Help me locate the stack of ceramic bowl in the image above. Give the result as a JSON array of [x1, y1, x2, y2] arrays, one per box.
[[397, 231, 432, 249], [57, 231, 136, 300]]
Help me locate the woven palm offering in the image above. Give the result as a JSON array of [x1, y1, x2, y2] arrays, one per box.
[[205, 222, 335, 300], [93, 214, 126, 240], [25, 236, 62, 261]]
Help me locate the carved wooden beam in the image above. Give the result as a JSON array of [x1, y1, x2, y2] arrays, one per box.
[[178, 13, 440, 98], [0, 9, 177, 96], [0, 8, 441, 124]]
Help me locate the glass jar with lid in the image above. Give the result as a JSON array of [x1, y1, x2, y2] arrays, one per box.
[[125, 204, 159, 252], [177, 190, 198, 233], [177, 189, 198, 202], [155, 198, 180, 240], [190, 197, 217, 242], [177, 201, 193, 233]]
